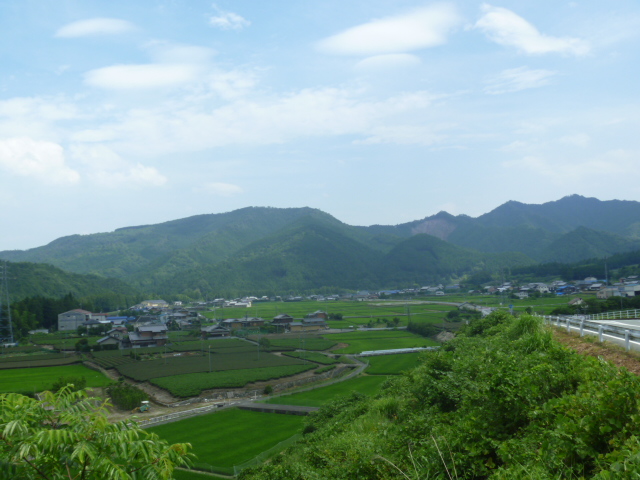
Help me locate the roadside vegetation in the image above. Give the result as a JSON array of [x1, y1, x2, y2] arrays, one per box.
[[240, 311, 640, 480]]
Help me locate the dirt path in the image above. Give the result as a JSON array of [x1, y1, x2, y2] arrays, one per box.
[[552, 328, 640, 375]]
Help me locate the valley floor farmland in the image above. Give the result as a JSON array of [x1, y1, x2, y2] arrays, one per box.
[[364, 352, 421, 375], [263, 374, 389, 408], [0, 364, 112, 394], [326, 329, 439, 354], [148, 408, 305, 474]]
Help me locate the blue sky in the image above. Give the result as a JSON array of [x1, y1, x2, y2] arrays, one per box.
[[1, 0, 639, 250]]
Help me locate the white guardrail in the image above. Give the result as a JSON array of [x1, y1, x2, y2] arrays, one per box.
[[581, 309, 640, 322], [543, 314, 640, 351]]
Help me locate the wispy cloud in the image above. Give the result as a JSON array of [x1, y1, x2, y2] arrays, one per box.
[[354, 54, 421, 71], [55, 18, 135, 38], [503, 149, 638, 184], [209, 5, 250, 30], [317, 3, 461, 56], [203, 182, 244, 196], [0, 137, 79, 184], [70, 144, 167, 187], [485, 66, 557, 94], [84, 63, 199, 89], [560, 133, 591, 148], [476, 4, 590, 56]]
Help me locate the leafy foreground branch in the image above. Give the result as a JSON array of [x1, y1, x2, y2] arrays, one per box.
[[0, 387, 192, 480], [240, 312, 640, 480]]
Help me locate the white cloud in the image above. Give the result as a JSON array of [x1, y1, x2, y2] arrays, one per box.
[[358, 125, 445, 146], [89, 164, 167, 187], [485, 66, 557, 94], [0, 97, 79, 121], [55, 18, 135, 38], [69, 144, 166, 187], [476, 4, 590, 55], [354, 54, 421, 71], [101, 88, 439, 156], [0, 137, 79, 184], [206, 70, 259, 100], [209, 5, 250, 30], [560, 133, 590, 148], [503, 150, 638, 184], [84, 64, 200, 89], [317, 3, 461, 56], [203, 182, 244, 196]]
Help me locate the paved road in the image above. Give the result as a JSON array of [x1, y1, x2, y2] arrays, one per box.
[[560, 317, 640, 351]]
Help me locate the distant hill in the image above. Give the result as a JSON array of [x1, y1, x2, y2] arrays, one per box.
[[369, 195, 640, 261], [1, 261, 137, 302], [1, 195, 640, 297]]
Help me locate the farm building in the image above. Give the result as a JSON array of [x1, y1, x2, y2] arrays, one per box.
[[129, 325, 168, 347], [57, 309, 93, 331], [201, 325, 231, 338]]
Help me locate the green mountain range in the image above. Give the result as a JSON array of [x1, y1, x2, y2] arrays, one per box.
[[2, 195, 640, 297]]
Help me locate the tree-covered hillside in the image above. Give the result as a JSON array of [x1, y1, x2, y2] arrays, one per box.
[[3, 261, 137, 303], [240, 312, 640, 480], [2, 196, 640, 297]]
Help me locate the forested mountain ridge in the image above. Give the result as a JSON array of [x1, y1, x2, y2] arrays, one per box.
[[1, 261, 138, 304], [372, 195, 640, 261], [1, 195, 639, 297]]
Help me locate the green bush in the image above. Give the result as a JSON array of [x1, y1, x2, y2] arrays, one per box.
[[51, 376, 86, 392], [107, 383, 148, 410]]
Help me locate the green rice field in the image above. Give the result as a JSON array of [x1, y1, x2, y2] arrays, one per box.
[[150, 364, 316, 397], [263, 375, 390, 407], [0, 364, 112, 394], [149, 408, 305, 472], [325, 330, 438, 354], [203, 296, 575, 328], [364, 353, 421, 375]]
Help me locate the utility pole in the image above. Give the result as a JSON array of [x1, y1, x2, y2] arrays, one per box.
[[0, 261, 14, 345]]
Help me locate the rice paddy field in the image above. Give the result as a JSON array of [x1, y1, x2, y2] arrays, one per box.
[[263, 375, 390, 407], [203, 300, 455, 328], [204, 295, 575, 327], [149, 408, 305, 474], [364, 352, 421, 375], [325, 330, 438, 354], [0, 364, 112, 394]]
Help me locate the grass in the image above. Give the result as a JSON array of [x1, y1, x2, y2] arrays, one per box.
[[149, 408, 305, 470], [263, 375, 390, 407], [0, 364, 112, 394], [325, 330, 438, 354], [365, 353, 421, 375]]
